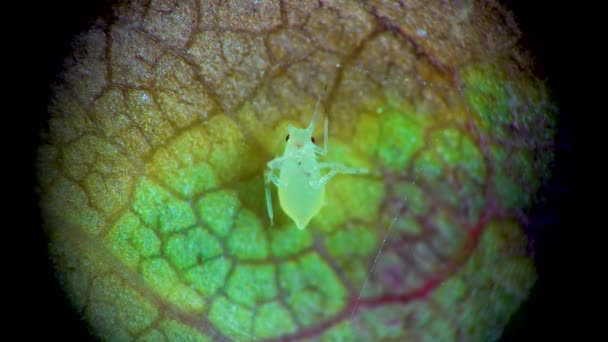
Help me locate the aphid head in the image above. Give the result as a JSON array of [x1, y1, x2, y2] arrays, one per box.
[[285, 125, 314, 150], [283, 86, 326, 150]]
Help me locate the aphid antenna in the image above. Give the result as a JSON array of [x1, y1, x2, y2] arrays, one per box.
[[307, 83, 329, 133]]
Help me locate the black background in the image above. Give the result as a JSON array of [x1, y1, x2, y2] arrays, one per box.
[[4, 0, 603, 340]]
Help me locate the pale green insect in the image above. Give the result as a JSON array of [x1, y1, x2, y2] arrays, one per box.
[[264, 90, 367, 229]]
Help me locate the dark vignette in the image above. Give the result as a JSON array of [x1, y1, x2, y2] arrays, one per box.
[[5, 0, 600, 339]]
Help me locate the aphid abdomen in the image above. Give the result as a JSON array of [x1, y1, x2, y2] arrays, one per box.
[[278, 159, 324, 229]]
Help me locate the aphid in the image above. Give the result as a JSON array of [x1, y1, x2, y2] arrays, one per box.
[[264, 88, 367, 229]]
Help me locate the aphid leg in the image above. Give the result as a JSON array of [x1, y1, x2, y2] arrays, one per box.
[[313, 162, 368, 188], [264, 169, 280, 226], [267, 156, 286, 170], [265, 157, 284, 225]]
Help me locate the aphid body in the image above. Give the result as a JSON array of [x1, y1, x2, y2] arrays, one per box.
[[265, 94, 367, 229]]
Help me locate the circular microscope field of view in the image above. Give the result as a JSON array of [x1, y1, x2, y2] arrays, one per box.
[[37, 1, 556, 341]]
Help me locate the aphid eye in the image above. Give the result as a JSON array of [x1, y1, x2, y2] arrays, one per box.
[[311, 137, 316, 143], [285, 134, 290, 141]]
